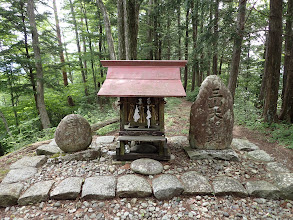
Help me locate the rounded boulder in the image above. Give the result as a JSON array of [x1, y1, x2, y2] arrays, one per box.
[[55, 114, 92, 153]]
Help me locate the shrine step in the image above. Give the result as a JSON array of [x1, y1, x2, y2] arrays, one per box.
[[117, 136, 166, 142]]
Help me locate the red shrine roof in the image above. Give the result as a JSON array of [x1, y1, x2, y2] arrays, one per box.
[[97, 60, 187, 97]]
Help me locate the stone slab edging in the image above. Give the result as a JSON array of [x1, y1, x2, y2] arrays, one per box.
[[0, 137, 292, 208]]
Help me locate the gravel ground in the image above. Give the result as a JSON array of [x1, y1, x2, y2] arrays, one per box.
[[1, 141, 293, 220]]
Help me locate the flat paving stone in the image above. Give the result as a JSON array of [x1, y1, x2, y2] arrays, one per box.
[[117, 175, 152, 198], [247, 150, 273, 162], [0, 183, 23, 207], [50, 177, 83, 200], [245, 180, 280, 199], [266, 162, 291, 173], [180, 171, 213, 195], [82, 176, 116, 200], [2, 167, 37, 184], [95, 136, 115, 145], [61, 149, 101, 161], [10, 155, 47, 169], [274, 172, 293, 200], [18, 180, 54, 206], [232, 139, 259, 151], [36, 144, 62, 155], [152, 174, 184, 200], [184, 147, 239, 161], [212, 176, 247, 197], [131, 158, 163, 175]]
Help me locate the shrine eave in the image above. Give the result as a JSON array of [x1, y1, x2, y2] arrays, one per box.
[[97, 60, 187, 97]]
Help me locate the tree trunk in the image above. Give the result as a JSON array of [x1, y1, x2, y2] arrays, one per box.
[[183, 5, 189, 91], [117, 0, 126, 60], [263, 0, 283, 123], [191, 0, 199, 91], [69, 0, 89, 98], [167, 14, 171, 60], [279, 0, 293, 122], [212, 0, 219, 75], [228, 0, 247, 100], [147, 0, 153, 59], [27, 0, 51, 129], [0, 110, 11, 137], [153, 0, 159, 60], [177, 0, 181, 60], [96, 0, 116, 60], [259, 28, 268, 102], [53, 0, 74, 106], [20, 1, 38, 111]]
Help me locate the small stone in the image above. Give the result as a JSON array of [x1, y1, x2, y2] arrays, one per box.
[[82, 176, 116, 199], [232, 139, 259, 151], [95, 136, 115, 145], [180, 171, 213, 195], [274, 172, 293, 200], [50, 177, 83, 200], [10, 156, 47, 169], [168, 136, 188, 148], [184, 148, 239, 161], [152, 174, 184, 200], [247, 150, 273, 162], [2, 167, 38, 184], [266, 162, 290, 173], [18, 180, 54, 205], [117, 175, 152, 198], [36, 144, 62, 156], [245, 180, 280, 199], [0, 183, 23, 207], [131, 158, 163, 175], [212, 176, 247, 197]]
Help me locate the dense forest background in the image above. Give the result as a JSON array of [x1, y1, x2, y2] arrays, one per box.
[[0, 0, 292, 155]]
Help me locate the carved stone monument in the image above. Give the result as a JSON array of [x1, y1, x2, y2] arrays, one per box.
[[189, 75, 234, 150], [55, 114, 92, 153]]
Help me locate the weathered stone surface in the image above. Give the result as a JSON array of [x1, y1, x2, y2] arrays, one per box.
[[117, 175, 152, 198], [82, 176, 116, 199], [131, 158, 163, 175], [152, 174, 184, 200], [212, 176, 247, 197], [36, 144, 62, 155], [189, 75, 234, 150], [18, 180, 54, 205], [55, 114, 92, 153], [50, 177, 83, 200], [247, 150, 273, 162], [0, 183, 23, 207], [245, 180, 280, 199], [266, 162, 291, 173], [130, 144, 157, 153], [2, 167, 37, 184], [184, 147, 239, 161], [95, 136, 115, 145], [168, 136, 189, 148], [10, 155, 47, 169], [274, 173, 293, 200], [61, 149, 101, 161], [232, 139, 259, 151], [180, 171, 213, 195]]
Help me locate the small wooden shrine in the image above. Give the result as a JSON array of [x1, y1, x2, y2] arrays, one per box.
[[98, 60, 187, 160]]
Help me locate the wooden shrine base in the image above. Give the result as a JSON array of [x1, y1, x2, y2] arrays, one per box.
[[113, 152, 170, 161]]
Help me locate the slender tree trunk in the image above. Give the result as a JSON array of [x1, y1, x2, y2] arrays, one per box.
[[63, 33, 73, 84], [177, 0, 181, 60], [69, 0, 89, 98], [212, 0, 219, 75], [279, 0, 293, 122], [27, 0, 51, 129], [147, 0, 153, 59], [228, 0, 247, 100], [98, 9, 103, 88], [20, 1, 38, 111], [97, 0, 116, 60], [53, 0, 74, 106], [80, 13, 88, 93], [0, 110, 12, 137], [167, 14, 171, 60], [82, 2, 97, 94], [263, 0, 283, 123], [153, 0, 159, 60], [117, 0, 126, 60], [259, 28, 268, 102], [183, 5, 189, 91], [191, 0, 199, 91]]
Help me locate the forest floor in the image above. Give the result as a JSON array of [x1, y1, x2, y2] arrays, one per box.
[[0, 98, 292, 219]]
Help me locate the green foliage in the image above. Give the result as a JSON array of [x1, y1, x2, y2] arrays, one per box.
[[186, 87, 199, 102], [97, 122, 119, 136]]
